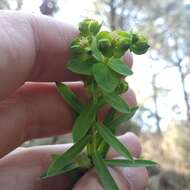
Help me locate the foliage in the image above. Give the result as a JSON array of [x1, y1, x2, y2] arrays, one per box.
[[41, 19, 156, 189]]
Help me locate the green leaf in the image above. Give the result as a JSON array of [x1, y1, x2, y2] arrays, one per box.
[[104, 159, 157, 167], [67, 59, 94, 75], [51, 154, 61, 161], [72, 103, 97, 142], [41, 163, 79, 179], [103, 92, 130, 113], [91, 37, 104, 61], [93, 63, 119, 93], [96, 123, 133, 160], [92, 151, 119, 190], [109, 107, 138, 131], [56, 82, 83, 114], [46, 135, 91, 177], [103, 108, 117, 125], [108, 58, 133, 76]]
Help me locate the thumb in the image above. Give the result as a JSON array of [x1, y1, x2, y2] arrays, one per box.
[[73, 166, 148, 190]]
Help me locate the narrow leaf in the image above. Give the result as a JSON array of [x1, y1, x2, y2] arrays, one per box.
[[103, 108, 117, 125], [42, 163, 79, 179], [67, 59, 94, 75], [96, 123, 133, 160], [56, 82, 83, 113], [72, 103, 97, 142], [93, 63, 119, 93], [109, 107, 138, 131], [108, 58, 133, 76], [103, 92, 130, 113], [92, 151, 119, 190], [91, 37, 104, 61], [104, 159, 157, 167], [51, 154, 61, 161], [46, 135, 91, 176]]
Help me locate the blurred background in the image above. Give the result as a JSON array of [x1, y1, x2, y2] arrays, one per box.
[[1, 0, 190, 189]]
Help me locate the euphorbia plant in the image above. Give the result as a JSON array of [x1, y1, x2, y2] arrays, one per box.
[[42, 19, 156, 189]]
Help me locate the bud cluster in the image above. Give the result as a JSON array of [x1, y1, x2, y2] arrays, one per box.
[[69, 19, 150, 96], [71, 19, 149, 59]]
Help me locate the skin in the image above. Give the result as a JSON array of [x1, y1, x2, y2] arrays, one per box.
[[0, 11, 148, 190]]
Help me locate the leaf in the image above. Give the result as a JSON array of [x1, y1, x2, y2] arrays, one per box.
[[41, 163, 79, 179], [91, 37, 104, 61], [67, 59, 94, 75], [96, 123, 133, 160], [51, 154, 61, 161], [98, 107, 138, 158], [93, 63, 119, 93], [72, 103, 98, 142], [103, 92, 130, 113], [104, 159, 157, 167], [56, 82, 83, 114], [108, 58, 133, 76], [109, 107, 138, 132], [95, 108, 116, 148], [103, 108, 117, 125], [46, 135, 91, 177], [92, 151, 119, 190]]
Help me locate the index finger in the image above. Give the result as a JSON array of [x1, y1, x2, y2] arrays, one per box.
[[0, 11, 133, 101]]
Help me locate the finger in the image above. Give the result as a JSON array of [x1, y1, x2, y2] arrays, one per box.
[[0, 82, 86, 158], [107, 132, 141, 159], [0, 11, 79, 100], [0, 133, 140, 190], [0, 82, 136, 158], [0, 12, 133, 101], [73, 166, 148, 190], [123, 51, 133, 68]]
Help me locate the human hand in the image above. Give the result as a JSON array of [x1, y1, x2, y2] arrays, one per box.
[[0, 11, 148, 190]]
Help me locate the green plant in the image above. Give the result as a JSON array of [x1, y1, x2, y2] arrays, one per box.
[[42, 18, 156, 189]]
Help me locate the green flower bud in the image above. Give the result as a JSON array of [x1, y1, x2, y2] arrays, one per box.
[[89, 20, 101, 35], [96, 31, 113, 57], [70, 36, 90, 54], [70, 44, 83, 54], [131, 33, 139, 43], [115, 80, 129, 94], [119, 36, 132, 51], [98, 39, 111, 50], [110, 30, 133, 57], [79, 18, 101, 36], [130, 34, 150, 55]]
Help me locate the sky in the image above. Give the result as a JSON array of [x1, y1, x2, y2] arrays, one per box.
[[10, 0, 190, 130]]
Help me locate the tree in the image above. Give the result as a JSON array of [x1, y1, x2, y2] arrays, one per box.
[[0, 0, 10, 9], [94, 0, 190, 131]]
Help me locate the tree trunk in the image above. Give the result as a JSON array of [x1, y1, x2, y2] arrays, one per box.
[[176, 59, 190, 122], [110, 0, 116, 30], [152, 74, 162, 134]]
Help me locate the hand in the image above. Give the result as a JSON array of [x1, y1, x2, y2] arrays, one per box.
[[0, 11, 148, 190]]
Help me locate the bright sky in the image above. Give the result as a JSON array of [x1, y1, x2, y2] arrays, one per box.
[[15, 0, 189, 130]]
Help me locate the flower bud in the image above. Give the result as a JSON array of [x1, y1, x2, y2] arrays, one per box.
[[70, 36, 90, 54], [115, 80, 128, 94], [79, 19, 101, 36], [110, 30, 132, 57], [98, 39, 111, 50], [70, 44, 83, 54], [130, 34, 150, 55], [119, 36, 131, 51]]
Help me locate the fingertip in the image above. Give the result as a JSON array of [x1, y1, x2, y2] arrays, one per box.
[[122, 167, 149, 190], [119, 132, 142, 158], [123, 51, 133, 68], [122, 88, 137, 107]]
